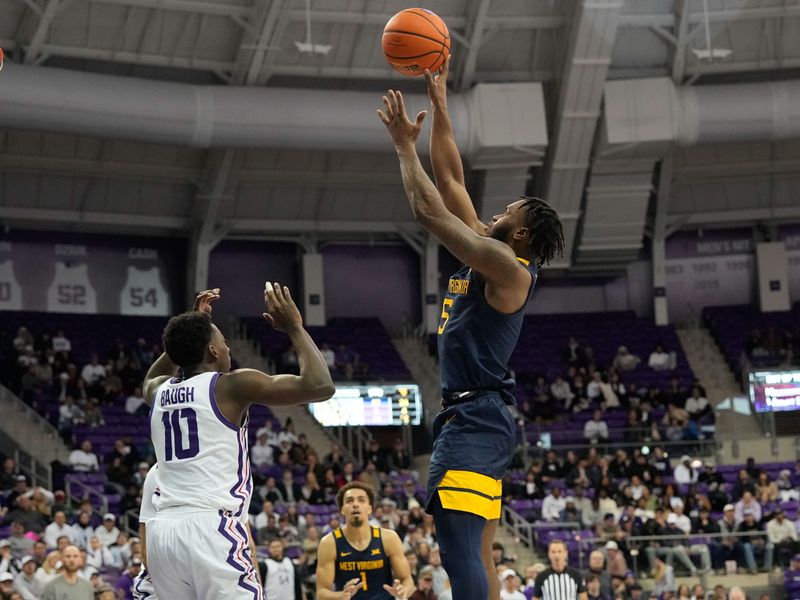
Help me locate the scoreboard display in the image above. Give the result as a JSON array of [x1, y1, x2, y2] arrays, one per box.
[[309, 384, 422, 426], [749, 371, 800, 413]]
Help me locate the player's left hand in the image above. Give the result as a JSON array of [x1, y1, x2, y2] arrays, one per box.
[[382, 579, 408, 599], [193, 288, 220, 313], [377, 89, 426, 149]]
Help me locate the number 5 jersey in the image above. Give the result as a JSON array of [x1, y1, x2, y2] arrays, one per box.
[[150, 372, 252, 518]]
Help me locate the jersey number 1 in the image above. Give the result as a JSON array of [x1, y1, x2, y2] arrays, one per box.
[[162, 408, 200, 461]]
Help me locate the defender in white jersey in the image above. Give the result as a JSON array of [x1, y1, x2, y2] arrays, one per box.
[[132, 464, 157, 600], [143, 285, 335, 600]]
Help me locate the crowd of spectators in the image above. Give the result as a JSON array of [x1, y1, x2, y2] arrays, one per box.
[[743, 328, 799, 365], [278, 342, 369, 382]]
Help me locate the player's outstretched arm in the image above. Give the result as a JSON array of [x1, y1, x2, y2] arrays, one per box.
[[143, 288, 220, 404], [316, 535, 364, 600], [425, 56, 486, 235], [382, 529, 415, 599], [221, 282, 335, 407], [379, 91, 528, 291]]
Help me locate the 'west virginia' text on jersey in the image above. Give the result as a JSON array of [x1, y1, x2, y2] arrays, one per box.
[[333, 527, 393, 599]]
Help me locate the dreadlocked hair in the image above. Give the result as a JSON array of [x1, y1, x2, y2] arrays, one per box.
[[519, 196, 565, 268]]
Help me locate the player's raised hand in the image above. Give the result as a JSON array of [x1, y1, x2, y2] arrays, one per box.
[[377, 89, 427, 149], [341, 578, 364, 599], [424, 54, 451, 109], [383, 578, 409, 599], [262, 282, 303, 333], [193, 288, 220, 314]]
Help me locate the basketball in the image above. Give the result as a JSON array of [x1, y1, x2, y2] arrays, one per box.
[[382, 8, 450, 76]]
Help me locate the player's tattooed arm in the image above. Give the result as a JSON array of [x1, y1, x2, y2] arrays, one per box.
[[425, 56, 486, 235], [142, 288, 221, 404]]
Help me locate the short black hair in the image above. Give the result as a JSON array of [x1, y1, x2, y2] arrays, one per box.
[[336, 482, 375, 511], [162, 311, 213, 368], [519, 196, 565, 268]]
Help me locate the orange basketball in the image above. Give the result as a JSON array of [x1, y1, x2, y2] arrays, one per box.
[[382, 8, 450, 77]]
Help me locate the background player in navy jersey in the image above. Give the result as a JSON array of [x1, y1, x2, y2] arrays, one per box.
[[378, 57, 565, 600], [316, 482, 414, 600], [142, 284, 334, 600]]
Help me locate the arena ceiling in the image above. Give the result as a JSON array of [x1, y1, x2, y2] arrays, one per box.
[[1, 0, 800, 273]]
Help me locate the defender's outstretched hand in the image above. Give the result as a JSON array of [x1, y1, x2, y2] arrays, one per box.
[[377, 89, 427, 149], [424, 54, 451, 109], [262, 282, 302, 333], [193, 288, 220, 314]]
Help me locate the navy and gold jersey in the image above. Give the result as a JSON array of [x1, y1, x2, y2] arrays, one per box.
[[333, 526, 393, 599], [437, 258, 537, 394]]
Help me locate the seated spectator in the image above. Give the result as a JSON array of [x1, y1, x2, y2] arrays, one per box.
[[734, 491, 762, 523], [94, 514, 120, 548], [766, 508, 798, 568], [673, 455, 698, 485], [51, 329, 71, 354], [583, 550, 612, 598], [319, 343, 336, 370], [559, 498, 581, 524], [68, 440, 99, 473], [277, 470, 302, 504], [541, 487, 566, 522], [7, 522, 33, 558], [410, 566, 436, 600], [82, 398, 104, 428], [736, 510, 772, 573], [648, 345, 671, 371], [389, 439, 412, 474], [323, 444, 345, 475], [499, 569, 525, 600], [604, 541, 627, 579], [612, 346, 640, 372], [3, 496, 47, 534], [550, 375, 574, 407], [35, 551, 61, 588], [72, 512, 94, 550], [684, 387, 710, 420], [124, 386, 147, 416], [14, 555, 42, 600], [58, 396, 84, 440], [583, 410, 609, 445], [777, 468, 799, 502], [85, 536, 115, 570], [785, 554, 800, 599], [250, 430, 274, 468], [365, 439, 391, 474], [44, 511, 75, 549], [80, 354, 106, 389], [567, 375, 590, 413], [300, 473, 325, 505], [114, 558, 142, 599], [754, 471, 778, 504]]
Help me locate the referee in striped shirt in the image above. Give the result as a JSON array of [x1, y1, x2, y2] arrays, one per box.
[[532, 540, 587, 600]]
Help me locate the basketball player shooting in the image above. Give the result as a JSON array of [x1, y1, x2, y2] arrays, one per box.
[[377, 60, 565, 600], [142, 284, 335, 600]]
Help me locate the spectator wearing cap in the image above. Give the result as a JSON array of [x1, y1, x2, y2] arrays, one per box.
[[500, 570, 526, 600], [93, 515, 119, 548], [114, 558, 141, 600], [0, 541, 15, 576], [44, 512, 75, 549], [737, 510, 773, 573], [778, 469, 799, 502], [0, 573, 14, 598], [41, 545, 94, 600], [603, 541, 627, 579], [542, 488, 566, 523], [734, 490, 762, 524], [785, 554, 800, 598], [410, 565, 437, 600], [425, 545, 447, 595], [673, 456, 699, 485], [584, 551, 612, 599], [95, 584, 116, 600], [767, 507, 799, 567], [670, 502, 691, 535], [68, 441, 98, 473], [13, 555, 41, 600]]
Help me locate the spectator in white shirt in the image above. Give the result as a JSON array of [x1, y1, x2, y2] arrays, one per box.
[[766, 508, 799, 567], [84, 536, 115, 569], [499, 570, 526, 600], [648, 344, 672, 371], [124, 386, 147, 415], [93, 514, 120, 548], [673, 455, 699, 485], [252, 501, 276, 531], [670, 502, 692, 534], [250, 431, 274, 467], [684, 386, 710, 420], [52, 330, 72, 354], [542, 487, 567, 522], [583, 410, 609, 445], [43, 512, 74, 548], [80, 354, 106, 387], [277, 423, 299, 447], [68, 440, 99, 473], [612, 346, 641, 372]]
